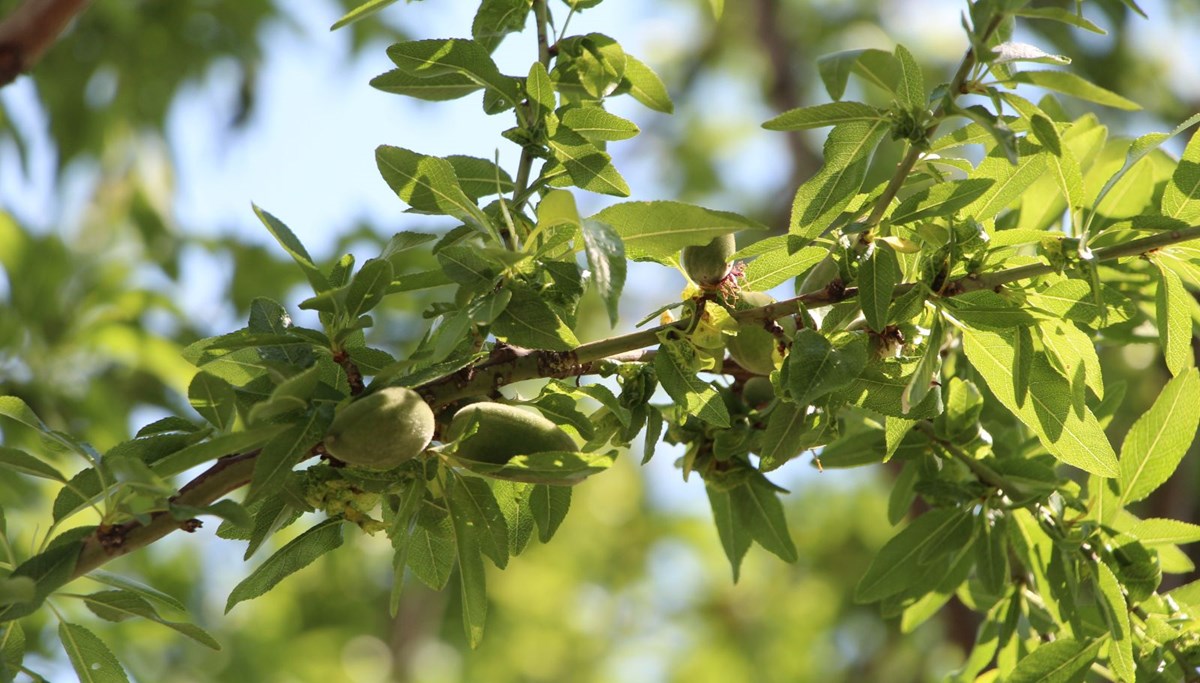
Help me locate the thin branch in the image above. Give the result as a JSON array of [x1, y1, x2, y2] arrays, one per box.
[[72, 452, 258, 580], [0, 0, 91, 87]]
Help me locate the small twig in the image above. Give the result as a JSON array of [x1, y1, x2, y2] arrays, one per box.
[[863, 13, 1004, 230], [0, 0, 91, 87], [333, 349, 365, 396]]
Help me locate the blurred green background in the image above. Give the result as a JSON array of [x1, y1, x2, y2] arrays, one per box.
[[2, 0, 1199, 680]]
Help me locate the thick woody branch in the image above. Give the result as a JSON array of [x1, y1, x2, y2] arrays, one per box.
[[61, 223, 1200, 591], [0, 0, 90, 87]]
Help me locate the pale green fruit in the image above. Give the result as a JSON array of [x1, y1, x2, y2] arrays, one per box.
[[323, 387, 435, 470], [742, 376, 776, 408], [727, 291, 796, 375], [681, 233, 736, 287], [448, 402, 576, 464]]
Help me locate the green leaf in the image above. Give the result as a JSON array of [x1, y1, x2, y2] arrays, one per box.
[[0, 395, 49, 432], [0, 534, 85, 621], [151, 427, 283, 477], [789, 120, 889, 249], [446, 486, 489, 648], [854, 508, 966, 602], [705, 481, 751, 581], [580, 219, 626, 326], [344, 258, 394, 321], [757, 402, 823, 471], [547, 128, 630, 196], [1, 621, 24, 678], [741, 245, 826, 291], [893, 44, 924, 109], [902, 317, 943, 415], [888, 178, 995, 225], [225, 518, 344, 612], [86, 571, 186, 612], [386, 39, 520, 107], [331, 0, 403, 30], [370, 69, 482, 101], [560, 107, 639, 141], [457, 449, 614, 486], [1007, 71, 1139, 111], [490, 481, 533, 556], [1128, 518, 1200, 545], [786, 329, 865, 406], [591, 201, 765, 263], [471, 0, 530, 53], [654, 343, 730, 428], [1094, 561, 1134, 681], [619, 54, 672, 113], [0, 577, 33, 607], [491, 285, 579, 350], [1038, 319, 1104, 399], [961, 326, 1118, 477], [816, 49, 899, 101], [731, 473, 798, 562], [1087, 114, 1200, 230], [0, 446, 65, 482], [408, 503, 456, 590], [762, 102, 886, 131], [961, 146, 1048, 222], [246, 410, 331, 505], [1014, 7, 1106, 34], [385, 477, 425, 615], [1005, 637, 1102, 683], [447, 474, 509, 569], [1118, 368, 1200, 505], [81, 590, 220, 649], [58, 622, 128, 683], [1028, 280, 1133, 327], [529, 484, 571, 543], [252, 205, 330, 294], [376, 146, 491, 232], [858, 243, 898, 332], [526, 62, 556, 124], [1162, 128, 1200, 224], [445, 155, 515, 200], [975, 516, 1009, 596], [188, 371, 236, 431], [1153, 258, 1194, 377]]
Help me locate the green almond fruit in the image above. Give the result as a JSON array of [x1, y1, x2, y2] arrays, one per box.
[[447, 402, 576, 464], [742, 376, 776, 409], [727, 291, 796, 375], [681, 233, 736, 287], [323, 387, 435, 470]]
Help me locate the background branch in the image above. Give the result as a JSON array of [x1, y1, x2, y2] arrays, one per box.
[[0, 0, 90, 87]]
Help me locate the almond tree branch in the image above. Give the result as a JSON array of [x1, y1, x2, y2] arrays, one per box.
[[58, 223, 1200, 595], [0, 0, 91, 87]]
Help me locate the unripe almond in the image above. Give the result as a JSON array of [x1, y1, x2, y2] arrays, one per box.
[[447, 402, 576, 464], [727, 291, 796, 375], [681, 233, 736, 287], [742, 376, 776, 408], [323, 387, 435, 470]]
